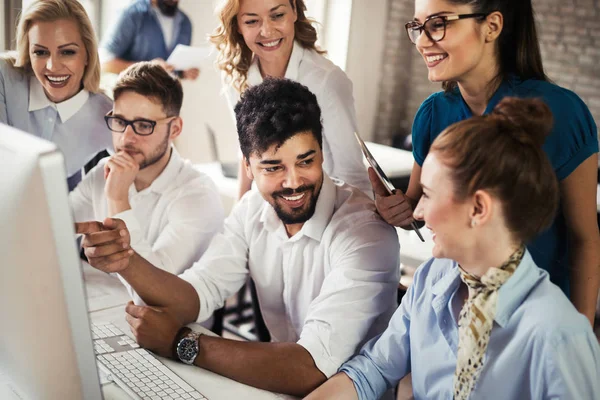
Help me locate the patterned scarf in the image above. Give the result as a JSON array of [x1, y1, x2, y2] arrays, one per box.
[[453, 246, 525, 400]]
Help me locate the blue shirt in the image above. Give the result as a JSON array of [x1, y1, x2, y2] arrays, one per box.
[[411, 77, 599, 294], [0, 59, 113, 189], [101, 0, 192, 63], [340, 252, 600, 400]]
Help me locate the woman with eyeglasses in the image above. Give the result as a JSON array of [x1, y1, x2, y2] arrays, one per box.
[[0, 0, 112, 190], [210, 0, 371, 198], [371, 0, 600, 325], [306, 97, 600, 400]]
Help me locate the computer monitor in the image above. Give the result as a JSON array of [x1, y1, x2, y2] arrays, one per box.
[[0, 124, 103, 399]]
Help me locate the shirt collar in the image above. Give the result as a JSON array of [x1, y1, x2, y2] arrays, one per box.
[[142, 145, 184, 194], [430, 250, 543, 328], [259, 173, 337, 242], [431, 260, 461, 297], [28, 76, 89, 122], [247, 40, 305, 86], [494, 250, 541, 327]]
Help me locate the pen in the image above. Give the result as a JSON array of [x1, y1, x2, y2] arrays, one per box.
[[411, 221, 425, 242]]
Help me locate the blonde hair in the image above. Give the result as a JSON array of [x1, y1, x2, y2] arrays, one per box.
[[3, 0, 100, 93], [210, 0, 325, 93]]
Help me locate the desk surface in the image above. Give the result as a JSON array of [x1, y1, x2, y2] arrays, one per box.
[[83, 263, 294, 400]]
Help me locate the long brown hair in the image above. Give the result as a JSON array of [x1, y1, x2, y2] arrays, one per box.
[[210, 0, 325, 93], [443, 0, 548, 92], [431, 97, 558, 244], [2, 0, 101, 93]]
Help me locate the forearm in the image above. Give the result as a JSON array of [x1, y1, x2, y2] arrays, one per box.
[[102, 58, 135, 74], [304, 372, 358, 400], [107, 199, 131, 217], [119, 253, 199, 322], [194, 337, 326, 397], [569, 237, 600, 325]]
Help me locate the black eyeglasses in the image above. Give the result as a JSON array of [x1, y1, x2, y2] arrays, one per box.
[[405, 13, 488, 44], [104, 112, 176, 136]]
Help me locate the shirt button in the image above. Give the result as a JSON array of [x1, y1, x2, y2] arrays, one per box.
[[48, 117, 53, 123]]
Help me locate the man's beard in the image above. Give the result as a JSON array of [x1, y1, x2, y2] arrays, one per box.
[[120, 131, 170, 170], [157, 0, 178, 16], [270, 179, 322, 225]]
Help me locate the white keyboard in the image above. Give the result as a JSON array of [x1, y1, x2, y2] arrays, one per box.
[[92, 322, 207, 399]]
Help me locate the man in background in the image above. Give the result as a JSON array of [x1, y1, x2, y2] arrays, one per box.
[[100, 0, 199, 80]]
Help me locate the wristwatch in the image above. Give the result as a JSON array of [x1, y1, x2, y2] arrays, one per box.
[[176, 330, 202, 365]]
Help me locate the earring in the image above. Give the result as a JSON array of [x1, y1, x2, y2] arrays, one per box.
[[471, 220, 477, 227]]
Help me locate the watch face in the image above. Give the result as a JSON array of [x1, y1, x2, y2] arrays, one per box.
[[177, 337, 198, 364]]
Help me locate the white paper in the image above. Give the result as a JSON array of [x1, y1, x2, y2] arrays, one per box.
[[166, 44, 211, 70]]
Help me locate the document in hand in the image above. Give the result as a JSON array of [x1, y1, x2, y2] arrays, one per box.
[[167, 44, 211, 70]]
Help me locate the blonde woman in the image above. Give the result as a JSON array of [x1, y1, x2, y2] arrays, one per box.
[[0, 0, 112, 190], [211, 0, 371, 198]]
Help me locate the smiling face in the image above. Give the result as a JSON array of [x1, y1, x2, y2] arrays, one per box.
[[247, 131, 323, 235], [413, 152, 474, 260], [412, 0, 491, 84], [28, 19, 87, 103], [111, 91, 180, 170], [237, 0, 297, 66]]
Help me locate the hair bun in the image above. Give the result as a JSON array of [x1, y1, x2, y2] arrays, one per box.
[[492, 97, 553, 147]]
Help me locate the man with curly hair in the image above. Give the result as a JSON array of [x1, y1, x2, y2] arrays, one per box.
[[77, 78, 399, 397]]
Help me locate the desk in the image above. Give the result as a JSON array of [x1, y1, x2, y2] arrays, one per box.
[[397, 227, 433, 269], [83, 263, 294, 400]]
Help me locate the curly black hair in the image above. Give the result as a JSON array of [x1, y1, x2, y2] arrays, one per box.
[[234, 78, 323, 159]]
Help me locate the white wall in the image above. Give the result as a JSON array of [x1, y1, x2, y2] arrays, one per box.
[[344, 0, 386, 142], [320, 0, 352, 71]]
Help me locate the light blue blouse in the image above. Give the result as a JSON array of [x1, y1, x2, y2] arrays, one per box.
[[340, 251, 600, 400], [0, 59, 113, 188]]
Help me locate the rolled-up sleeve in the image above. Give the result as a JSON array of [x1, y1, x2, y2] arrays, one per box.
[[178, 197, 251, 323], [297, 219, 400, 377]]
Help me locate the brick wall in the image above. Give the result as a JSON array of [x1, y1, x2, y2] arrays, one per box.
[[374, 0, 600, 144]]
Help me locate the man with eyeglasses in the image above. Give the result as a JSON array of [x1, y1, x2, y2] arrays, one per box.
[[70, 61, 224, 308]]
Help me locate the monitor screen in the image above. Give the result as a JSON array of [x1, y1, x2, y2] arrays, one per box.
[[0, 123, 102, 399]]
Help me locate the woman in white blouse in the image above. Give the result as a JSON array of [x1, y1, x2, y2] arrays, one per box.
[[210, 0, 371, 197], [0, 0, 112, 190]]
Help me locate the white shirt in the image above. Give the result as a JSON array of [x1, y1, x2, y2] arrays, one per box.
[[179, 175, 400, 377], [70, 147, 225, 287], [225, 41, 372, 196], [153, 7, 176, 51]]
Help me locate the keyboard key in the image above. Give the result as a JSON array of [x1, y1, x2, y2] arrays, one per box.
[[96, 346, 206, 399]]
